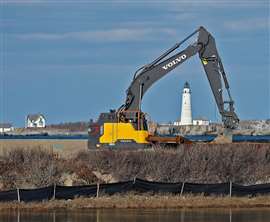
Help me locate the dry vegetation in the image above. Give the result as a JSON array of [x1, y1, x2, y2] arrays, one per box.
[[0, 140, 87, 158], [46, 121, 89, 131], [0, 195, 270, 210], [0, 143, 270, 190]]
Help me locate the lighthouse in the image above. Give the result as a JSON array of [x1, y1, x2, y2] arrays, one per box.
[[180, 81, 192, 125]]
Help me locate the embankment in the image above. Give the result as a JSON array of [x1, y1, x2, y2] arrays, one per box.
[[0, 143, 269, 191]]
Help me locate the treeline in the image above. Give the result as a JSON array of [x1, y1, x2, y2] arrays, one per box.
[[0, 143, 269, 190]]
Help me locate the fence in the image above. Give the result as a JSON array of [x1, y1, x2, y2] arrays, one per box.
[[1, 178, 270, 202]]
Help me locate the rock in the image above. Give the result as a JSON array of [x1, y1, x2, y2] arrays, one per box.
[[212, 129, 233, 144], [211, 135, 232, 144], [0, 181, 4, 190], [60, 173, 84, 186], [92, 171, 117, 183]]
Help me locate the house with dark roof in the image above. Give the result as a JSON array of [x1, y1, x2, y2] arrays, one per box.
[[26, 114, 46, 128], [0, 123, 14, 133]]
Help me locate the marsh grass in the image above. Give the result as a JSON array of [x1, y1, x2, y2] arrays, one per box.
[[0, 194, 270, 211]]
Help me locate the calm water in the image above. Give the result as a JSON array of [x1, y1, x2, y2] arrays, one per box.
[[0, 208, 269, 222], [0, 134, 270, 142]]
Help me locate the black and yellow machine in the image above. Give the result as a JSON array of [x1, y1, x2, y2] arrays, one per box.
[[88, 26, 239, 149]]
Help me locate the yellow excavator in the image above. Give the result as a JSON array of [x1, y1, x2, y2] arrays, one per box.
[[88, 26, 239, 149]]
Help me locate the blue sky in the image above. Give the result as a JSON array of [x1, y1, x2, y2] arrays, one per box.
[[0, 0, 269, 126]]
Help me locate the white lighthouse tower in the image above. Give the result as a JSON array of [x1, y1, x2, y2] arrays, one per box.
[[180, 81, 192, 125]]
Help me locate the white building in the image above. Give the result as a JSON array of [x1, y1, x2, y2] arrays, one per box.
[[26, 114, 46, 128], [174, 82, 211, 127], [0, 123, 14, 133], [180, 82, 192, 125], [193, 118, 210, 126], [174, 82, 192, 126]]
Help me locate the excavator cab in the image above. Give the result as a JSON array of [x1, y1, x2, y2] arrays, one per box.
[[88, 110, 150, 149]]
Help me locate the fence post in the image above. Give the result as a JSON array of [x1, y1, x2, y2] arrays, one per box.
[[53, 183, 56, 200], [17, 210, 20, 222], [229, 181, 232, 198], [133, 177, 136, 184], [17, 187, 20, 203], [96, 183, 100, 198], [180, 182, 185, 196]]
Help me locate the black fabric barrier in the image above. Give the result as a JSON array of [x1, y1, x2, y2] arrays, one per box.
[[232, 183, 270, 196], [20, 186, 54, 202], [183, 183, 230, 195], [55, 185, 97, 200], [99, 181, 134, 195], [0, 189, 18, 202], [134, 178, 182, 194], [1, 179, 270, 202]]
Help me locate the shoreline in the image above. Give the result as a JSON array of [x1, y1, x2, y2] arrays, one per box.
[[1, 195, 270, 211]]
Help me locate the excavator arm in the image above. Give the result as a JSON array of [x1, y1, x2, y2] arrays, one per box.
[[119, 26, 239, 129]]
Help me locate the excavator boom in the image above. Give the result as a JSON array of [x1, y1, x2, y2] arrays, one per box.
[[120, 26, 239, 129]]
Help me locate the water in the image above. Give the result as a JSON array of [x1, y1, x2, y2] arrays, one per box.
[[186, 135, 270, 143], [0, 208, 269, 222], [0, 134, 270, 142]]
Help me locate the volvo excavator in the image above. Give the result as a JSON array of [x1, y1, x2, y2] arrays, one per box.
[[88, 26, 239, 149]]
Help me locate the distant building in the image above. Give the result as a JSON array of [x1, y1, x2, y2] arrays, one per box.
[[0, 123, 14, 133], [173, 120, 181, 126], [174, 82, 192, 126], [193, 118, 210, 126], [174, 82, 211, 127], [26, 114, 46, 128], [180, 82, 192, 125]]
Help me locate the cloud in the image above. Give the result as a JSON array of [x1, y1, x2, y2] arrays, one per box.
[[151, 0, 268, 11], [224, 18, 270, 31], [0, 18, 15, 28], [15, 28, 177, 42], [1, 0, 45, 3], [5, 0, 267, 7]]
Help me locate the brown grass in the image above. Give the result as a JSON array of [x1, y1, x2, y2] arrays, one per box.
[[0, 140, 87, 158], [0, 194, 270, 211], [0, 143, 270, 190], [77, 143, 270, 184]]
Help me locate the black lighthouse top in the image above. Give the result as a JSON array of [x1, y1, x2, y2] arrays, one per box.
[[184, 81, 190, 89]]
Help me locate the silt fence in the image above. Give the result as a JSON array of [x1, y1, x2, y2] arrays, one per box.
[[1, 178, 270, 202]]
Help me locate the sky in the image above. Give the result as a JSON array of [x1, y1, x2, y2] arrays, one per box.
[[0, 0, 269, 126]]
